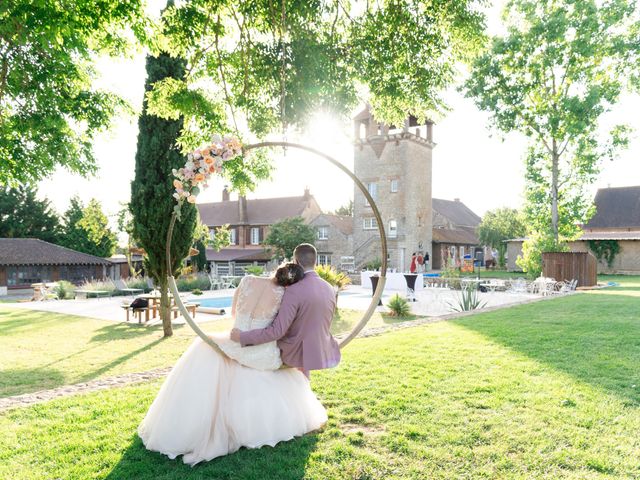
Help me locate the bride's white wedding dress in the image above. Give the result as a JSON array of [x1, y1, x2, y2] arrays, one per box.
[[138, 276, 327, 465]]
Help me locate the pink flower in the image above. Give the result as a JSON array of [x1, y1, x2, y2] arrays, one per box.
[[187, 195, 197, 204]]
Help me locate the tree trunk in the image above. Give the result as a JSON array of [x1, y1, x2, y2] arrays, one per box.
[[159, 277, 173, 337], [551, 139, 560, 244]]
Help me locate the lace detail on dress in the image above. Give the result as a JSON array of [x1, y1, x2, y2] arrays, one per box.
[[213, 276, 284, 370]]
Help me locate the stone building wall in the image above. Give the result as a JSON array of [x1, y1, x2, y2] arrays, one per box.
[[309, 216, 353, 268], [352, 128, 434, 272], [506, 239, 640, 273]]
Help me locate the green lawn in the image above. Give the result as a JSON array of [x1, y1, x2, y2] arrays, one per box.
[[1, 276, 639, 479], [0, 307, 410, 398]]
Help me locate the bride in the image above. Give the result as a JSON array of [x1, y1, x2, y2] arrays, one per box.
[[138, 263, 328, 465]]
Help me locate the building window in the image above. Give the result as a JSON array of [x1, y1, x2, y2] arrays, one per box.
[[317, 226, 329, 240], [390, 179, 398, 193], [250, 227, 260, 245], [317, 254, 331, 266], [365, 182, 377, 205], [229, 228, 236, 245], [363, 217, 378, 230], [7, 266, 53, 286], [389, 220, 397, 238]]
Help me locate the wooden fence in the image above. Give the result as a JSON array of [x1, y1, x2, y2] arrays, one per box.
[[542, 252, 597, 287]]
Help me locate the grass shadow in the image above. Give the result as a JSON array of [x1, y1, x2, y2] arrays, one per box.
[[331, 309, 354, 335], [105, 431, 319, 480], [0, 309, 83, 335], [89, 322, 167, 343], [0, 367, 66, 398], [457, 291, 640, 405], [78, 338, 166, 383]]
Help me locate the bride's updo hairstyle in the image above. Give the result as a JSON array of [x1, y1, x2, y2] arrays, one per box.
[[274, 262, 305, 287]]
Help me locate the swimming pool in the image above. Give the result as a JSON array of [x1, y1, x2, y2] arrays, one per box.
[[192, 296, 233, 309]]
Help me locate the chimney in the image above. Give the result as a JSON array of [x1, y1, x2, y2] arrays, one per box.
[[426, 122, 433, 142], [239, 195, 247, 223], [454, 198, 460, 202], [303, 187, 311, 200], [222, 185, 230, 202]]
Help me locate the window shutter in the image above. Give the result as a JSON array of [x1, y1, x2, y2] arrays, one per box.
[[259, 227, 264, 243]]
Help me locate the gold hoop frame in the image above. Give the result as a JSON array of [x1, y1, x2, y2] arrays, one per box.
[[166, 141, 387, 350]]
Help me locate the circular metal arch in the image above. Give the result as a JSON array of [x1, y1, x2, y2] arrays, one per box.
[[166, 140, 388, 351]]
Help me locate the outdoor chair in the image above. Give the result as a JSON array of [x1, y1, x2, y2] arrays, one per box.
[[208, 273, 222, 290], [114, 279, 144, 296], [220, 276, 236, 289], [507, 278, 529, 294]]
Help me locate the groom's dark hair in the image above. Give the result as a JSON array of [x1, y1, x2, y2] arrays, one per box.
[[294, 243, 317, 270]]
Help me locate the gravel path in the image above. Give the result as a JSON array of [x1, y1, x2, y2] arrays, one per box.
[[0, 367, 172, 412]]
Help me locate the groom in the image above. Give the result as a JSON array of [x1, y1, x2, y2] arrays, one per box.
[[230, 243, 341, 377]]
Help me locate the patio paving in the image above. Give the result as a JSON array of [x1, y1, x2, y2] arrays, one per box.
[[4, 284, 544, 322], [338, 285, 540, 316], [5, 289, 236, 324]]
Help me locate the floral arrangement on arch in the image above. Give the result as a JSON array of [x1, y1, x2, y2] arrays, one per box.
[[172, 135, 242, 215]]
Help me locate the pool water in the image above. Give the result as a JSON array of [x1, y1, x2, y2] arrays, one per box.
[[193, 296, 233, 308]]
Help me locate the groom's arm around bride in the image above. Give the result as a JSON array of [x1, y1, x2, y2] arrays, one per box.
[[231, 244, 341, 374]]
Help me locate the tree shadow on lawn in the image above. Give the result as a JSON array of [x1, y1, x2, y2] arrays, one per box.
[[89, 322, 177, 343], [105, 431, 319, 480], [0, 367, 66, 398], [0, 308, 84, 335], [78, 337, 166, 383], [457, 292, 640, 405]]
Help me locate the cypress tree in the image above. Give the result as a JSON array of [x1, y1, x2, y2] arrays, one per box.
[[130, 3, 197, 336]]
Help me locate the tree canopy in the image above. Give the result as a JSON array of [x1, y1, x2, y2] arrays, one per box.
[[130, 24, 199, 336], [0, 1, 149, 185], [477, 207, 526, 268], [148, 0, 486, 151], [59, 197, 117, 258], [264, 216, 316, 260], [464, 0, 639, 246], [0, 186, 61, 243]]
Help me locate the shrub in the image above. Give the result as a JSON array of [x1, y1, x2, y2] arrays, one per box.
[[175, 273, 210, 292], [387, 294, 411, 317], [244, 265, 265, 276], [191, 289, 203, 295], [315, 264, 352, 306], [54, 280, 75, 300], [79, 279, 116, 295], [447, 286, 487, 312], [315, 264, 351, 291], [125, 277, 149, 291], [363, 258, 382, 271], [441, 265, 461, 289], [516, 232, 569, 278]]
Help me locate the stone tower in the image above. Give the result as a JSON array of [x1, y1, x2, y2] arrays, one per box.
[[352, 106, 434, 272]]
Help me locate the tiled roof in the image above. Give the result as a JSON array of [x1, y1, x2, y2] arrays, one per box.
[[198, 195, 316, 226], [578, 231, 640, 241], [432, 198, 481, 227], [432, 227, 479, 245], [584, 186, 640, 229], [205, 248, 272, 262], [0, 238, 111, 266]]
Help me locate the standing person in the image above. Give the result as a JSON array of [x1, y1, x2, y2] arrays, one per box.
[[232, 243, 341, 378], [410, 252, 417, 273], [416, 251, 425, 273]]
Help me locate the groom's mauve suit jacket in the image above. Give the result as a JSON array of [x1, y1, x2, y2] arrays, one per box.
[[239, 271, 341, 371]]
